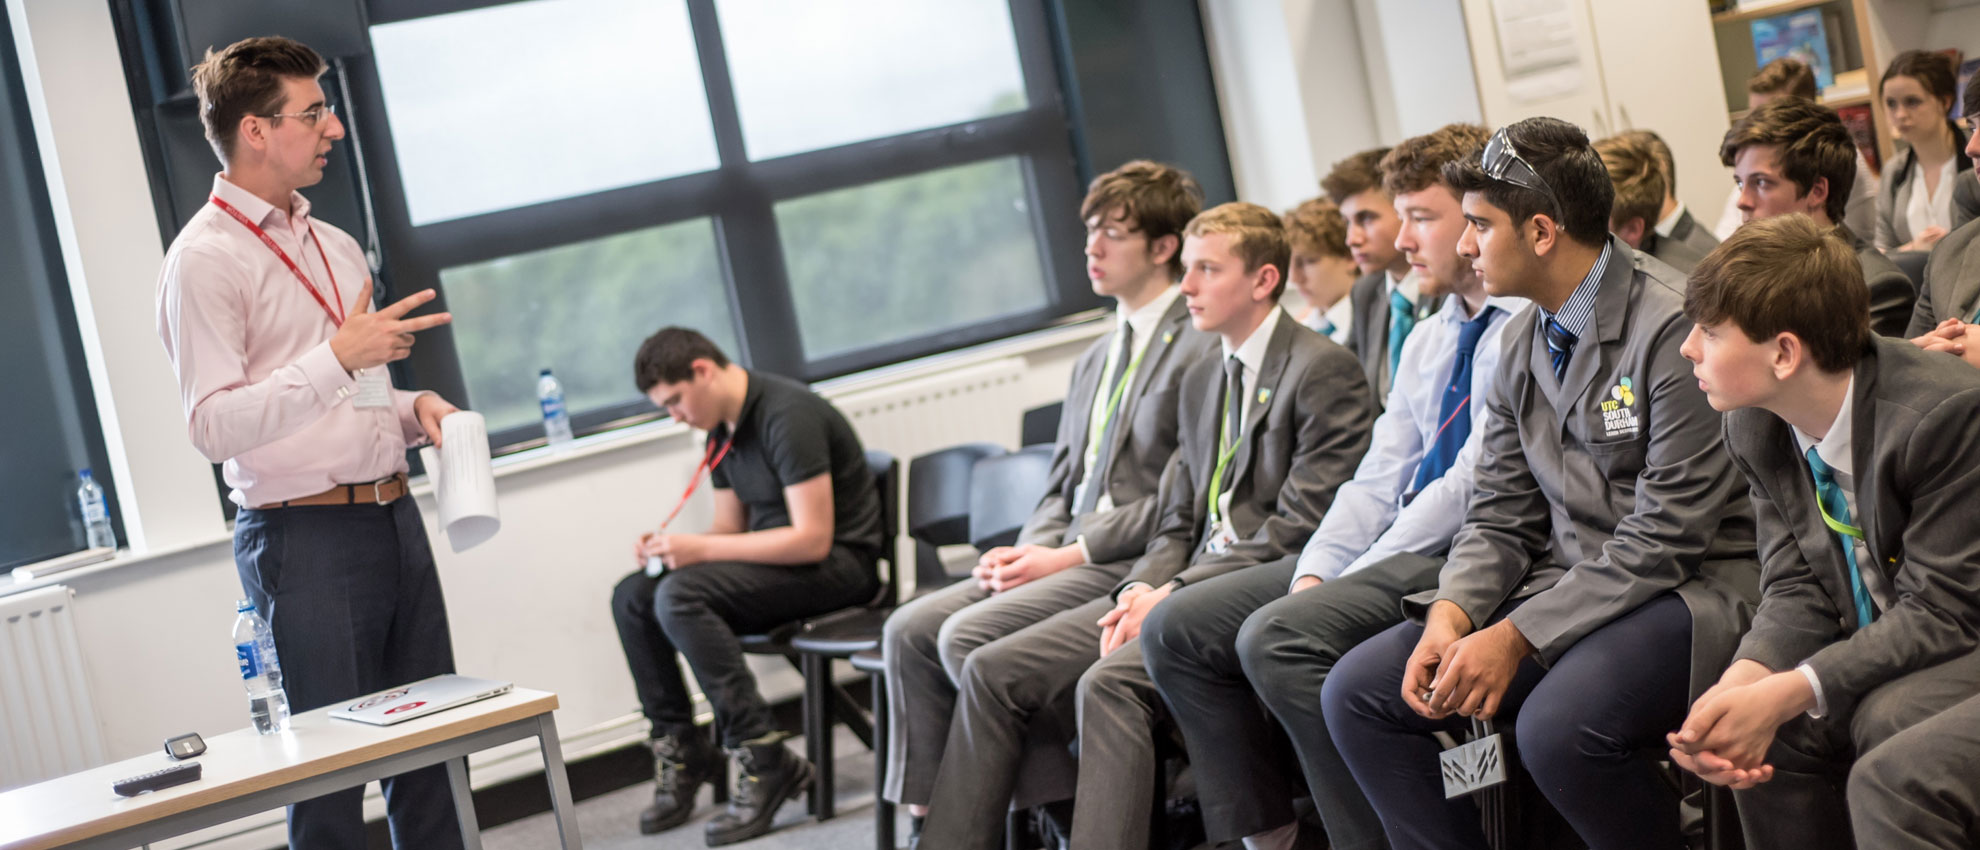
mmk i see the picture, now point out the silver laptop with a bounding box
[330,674,513,726]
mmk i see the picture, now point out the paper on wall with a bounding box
[418,411,501,553]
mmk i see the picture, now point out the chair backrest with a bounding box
[1890,249,1928,292]
[1021,401,1064,447]
[908,442,1009,590]
[967,443,1056,551]
[865,449,903,608]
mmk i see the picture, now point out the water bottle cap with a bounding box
[540,368,552,376]
[237,598,255,613]
[80,468,94,480]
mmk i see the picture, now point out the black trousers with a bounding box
[611,544,878,747]
[1324,594,1692,850]
[234,497,463,850]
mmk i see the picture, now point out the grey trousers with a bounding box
[1232,553,1443,850]
[919,569,1128,850]
[1736,646,1980,850]
[883,563,1128,808]
[1851,691,1980,849]
[1069,640,1159,850]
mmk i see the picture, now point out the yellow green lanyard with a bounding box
[1205,386,1242,523]
[1816,497,1864,540]
[1087,336,1152,452]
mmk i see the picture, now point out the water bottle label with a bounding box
[82,502,108,522]
[540,396,566,419]
[237,642,261,680]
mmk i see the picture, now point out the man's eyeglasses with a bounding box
[260,104,337,126]
[1481,127,1558,207]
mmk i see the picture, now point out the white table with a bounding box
[0,687,579,850]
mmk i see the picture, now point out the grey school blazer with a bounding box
[1114,312,1375,593]
[1726,338,1980,719]
[1019,295,1218,564]
[1667,208,1720,257]
[1843,226,1919,338]
[1345,269,1442,402]
[1906,217,1980,336]
[1409,238,1760,695]
[1640,230,1707,273]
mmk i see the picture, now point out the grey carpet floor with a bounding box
[485,725,906,850]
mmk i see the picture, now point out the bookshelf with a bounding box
[1708,0,1892,169]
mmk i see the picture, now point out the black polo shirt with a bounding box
[707,371,883,556]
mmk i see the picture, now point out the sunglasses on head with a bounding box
[1481,128,1561,214]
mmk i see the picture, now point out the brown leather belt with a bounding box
[256,473,408,509]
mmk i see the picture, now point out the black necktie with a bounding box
[1077,322,1135,515]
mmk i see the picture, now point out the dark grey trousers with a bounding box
[1850,690,1980,849]
[1737,648,1980,850]
[918,564,1130,850]
[1145,552,1441,850]
[880,564,1126,805]
[234,498,463,850]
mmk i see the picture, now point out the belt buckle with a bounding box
[371,478,390,505]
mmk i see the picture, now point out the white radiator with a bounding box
[0,585,106,791]
[828,356,1028,461]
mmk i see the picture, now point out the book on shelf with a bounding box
[1751,9,1834,90]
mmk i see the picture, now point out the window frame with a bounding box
[353,0,1096,451]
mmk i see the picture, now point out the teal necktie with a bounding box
[1388,290,1417,378]
[1805,447,1874,629]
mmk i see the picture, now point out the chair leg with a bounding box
[804,652,836,820]
[872,669,895,850]
[830,681,877,749]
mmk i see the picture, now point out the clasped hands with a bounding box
[1912,318,1980,369]
[635,532,711,571]
[1401,601,1532,720]
[1666,659,1814,789]
[972,543,1084,593]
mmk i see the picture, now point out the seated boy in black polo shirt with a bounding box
[609,327,884,847]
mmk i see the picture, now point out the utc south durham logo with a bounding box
[1600,377,1640,438]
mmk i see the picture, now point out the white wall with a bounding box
[1198,0,1321,212]
[1354,0,1483,139]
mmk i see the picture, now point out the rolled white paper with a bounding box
[418,411,501,553]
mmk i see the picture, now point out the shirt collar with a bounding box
[1791,373,1857,479]
[212,173,312,229]
[1122,284,1181,342]
[1654,202,1686,237]
[1541,241,1611,340]
[1434,292,1527,327]
[1222,305,1284,377]
[1386,267,1421,305]
[1321,294,1355,331]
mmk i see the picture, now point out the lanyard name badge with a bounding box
[646,432,736,577]
[210,194,391,408]
[1072,334,1153,509]
[1203,389,1243,555]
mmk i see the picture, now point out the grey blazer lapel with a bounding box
[1767,434,1860,617]
[1554,247,1632,430]
[1956,237,1980,320]
[1102,299,1188,465]
[1849,350,1901,605]
[1225,317,1293,496]
[1061,328,1112,489]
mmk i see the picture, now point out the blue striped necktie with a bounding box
[1543,317,1576,382]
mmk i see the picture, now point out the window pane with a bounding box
[716,0,1028,160]
[371,0,719,225]
[779,157,1048,359]
[443,220,737,436]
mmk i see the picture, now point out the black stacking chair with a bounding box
[736,450,900,819]
[967,443,1056,551]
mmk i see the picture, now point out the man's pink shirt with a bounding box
[156,174,430,507]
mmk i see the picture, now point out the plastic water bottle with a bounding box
[538,368,574,449]
[76,468,115,550]
[233,600,290,734]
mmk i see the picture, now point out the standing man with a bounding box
[611,328,885,846]
[879,160,1214,838]
[1326,148,1439,403]
[1322,118,1759,850]
[156,37,464,849]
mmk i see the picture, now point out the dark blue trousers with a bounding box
[1322,594,1692,850]
[234,497,464,850]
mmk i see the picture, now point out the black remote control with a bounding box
[113,761,202,796]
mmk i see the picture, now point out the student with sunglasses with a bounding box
[1321,118,1760,850]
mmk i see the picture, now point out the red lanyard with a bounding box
[659,432,736,530]
[210,194,346,327]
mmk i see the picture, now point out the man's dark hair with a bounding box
[1081,160,1205,279]
[189,37,327,163]
[1719,98,1855,226]
[1685,213,1868,372]
[633,327,731,392]
[1443,117,1614,247]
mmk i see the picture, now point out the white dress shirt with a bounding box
[1904,155,1959,243]
[1208,306,1285,531]
[1303,296,1355,346]
[1076,284,1182,514]
[1292,293,1529,584]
